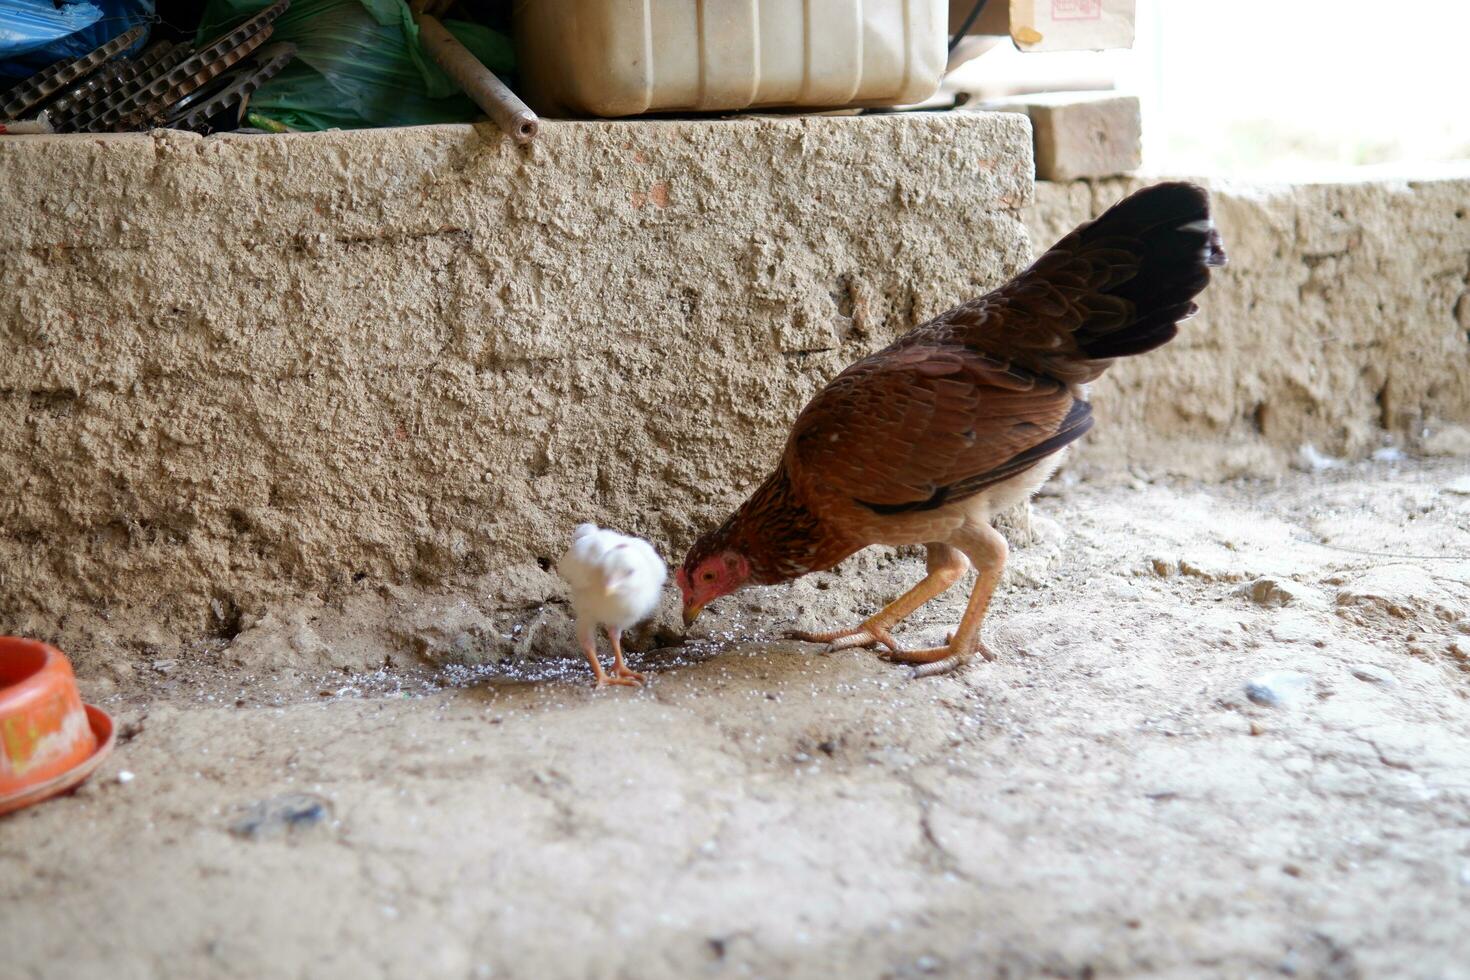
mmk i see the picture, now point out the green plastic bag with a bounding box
[196,0,514,130]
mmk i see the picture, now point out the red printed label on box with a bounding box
[1052,0,1103,20]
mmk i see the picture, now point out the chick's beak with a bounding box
[682,603,704,628]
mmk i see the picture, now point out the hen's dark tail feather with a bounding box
[955,181,1227,384]
[1068,181,1227,360]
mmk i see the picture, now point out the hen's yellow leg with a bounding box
[789,543,970,653]
[883,524,1008,677]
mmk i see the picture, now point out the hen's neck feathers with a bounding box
[719,465,856,584]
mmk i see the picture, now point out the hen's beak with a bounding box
[682,603,704,628]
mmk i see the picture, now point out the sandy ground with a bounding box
[4,458,1470,979]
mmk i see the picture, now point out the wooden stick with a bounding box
[414,13,538,145]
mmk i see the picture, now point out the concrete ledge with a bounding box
[1,115,1035,641]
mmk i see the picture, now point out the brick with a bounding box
[982,93,1142,180]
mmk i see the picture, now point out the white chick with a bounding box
[557,523,667,687]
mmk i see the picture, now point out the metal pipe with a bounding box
[414,13,538,145]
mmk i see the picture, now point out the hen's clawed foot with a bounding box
[883,635,996,678]
[787,621,905,655]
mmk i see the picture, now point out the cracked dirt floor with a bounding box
[4,459,1470,980]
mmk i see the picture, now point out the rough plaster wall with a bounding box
[0,116,1034,641]
[1028,176,1470,479]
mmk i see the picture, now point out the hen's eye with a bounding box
[701,570,715,582]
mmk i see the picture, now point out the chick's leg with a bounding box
[607,627,645,684]
[881,523,1007,677]
[789,543,970,654]
[580,621,638,688]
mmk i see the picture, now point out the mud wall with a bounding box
[1,116,1033,641]
[4,118,1467,650]
[1030,176,1470,479]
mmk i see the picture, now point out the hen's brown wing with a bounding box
[785,342,1091,515]
[911,246,1136,383]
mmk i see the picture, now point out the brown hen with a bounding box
[677,182,1227,676]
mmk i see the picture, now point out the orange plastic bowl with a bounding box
[0,637,114,817]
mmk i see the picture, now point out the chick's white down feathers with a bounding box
[558,524,667,631]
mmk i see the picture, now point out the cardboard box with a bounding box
[949,0,1135,51]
